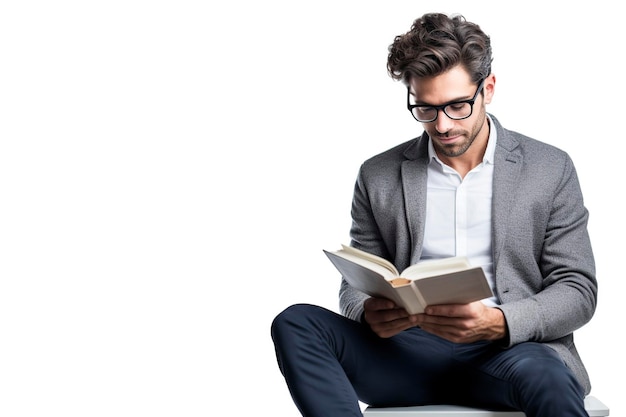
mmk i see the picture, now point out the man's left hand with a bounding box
[415,302,507,343]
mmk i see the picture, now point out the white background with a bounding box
[0,1,621,416]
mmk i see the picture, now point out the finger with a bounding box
[372,317,417,338]
[425,302,482,317]
[366,306,411,325]
[364,297,397,311]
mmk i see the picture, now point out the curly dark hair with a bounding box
[387,13,492,85]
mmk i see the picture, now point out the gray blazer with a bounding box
[339,115,597,394]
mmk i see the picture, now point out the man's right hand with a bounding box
[363,297,419,338]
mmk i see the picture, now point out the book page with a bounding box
[324,251,407,301]
[339,245,400,276]
[400,256,471,280]
[325,249,397,280]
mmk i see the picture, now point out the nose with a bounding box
[433,109,454,133]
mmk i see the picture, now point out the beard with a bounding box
[428,106,487,158]
[434,133,475,158]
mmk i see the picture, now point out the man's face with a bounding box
[408,66,493,159]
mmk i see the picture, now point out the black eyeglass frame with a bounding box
[406,79,486,123]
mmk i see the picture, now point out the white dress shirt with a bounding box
[421,116,499,306]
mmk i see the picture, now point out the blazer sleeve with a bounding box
[495,148,597,346]
[339,164,386,322]
[338,140,421,321]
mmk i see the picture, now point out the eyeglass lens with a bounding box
[412,103,472,122]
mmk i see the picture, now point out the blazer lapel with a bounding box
[401,136,430,265]
[492,120,523,267]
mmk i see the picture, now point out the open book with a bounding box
[324,245,493,315]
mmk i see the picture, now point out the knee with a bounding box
[509,346,581,393]
[272,303,317,326]
[271,303,320,341]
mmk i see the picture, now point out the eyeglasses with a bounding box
[407,79,485,123]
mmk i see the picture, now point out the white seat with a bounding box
[362,395,609,416]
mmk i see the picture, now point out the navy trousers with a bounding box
[271,304,587,417]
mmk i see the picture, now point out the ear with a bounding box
[483,73,496,105]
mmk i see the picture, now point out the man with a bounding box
[271,12,596,417]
